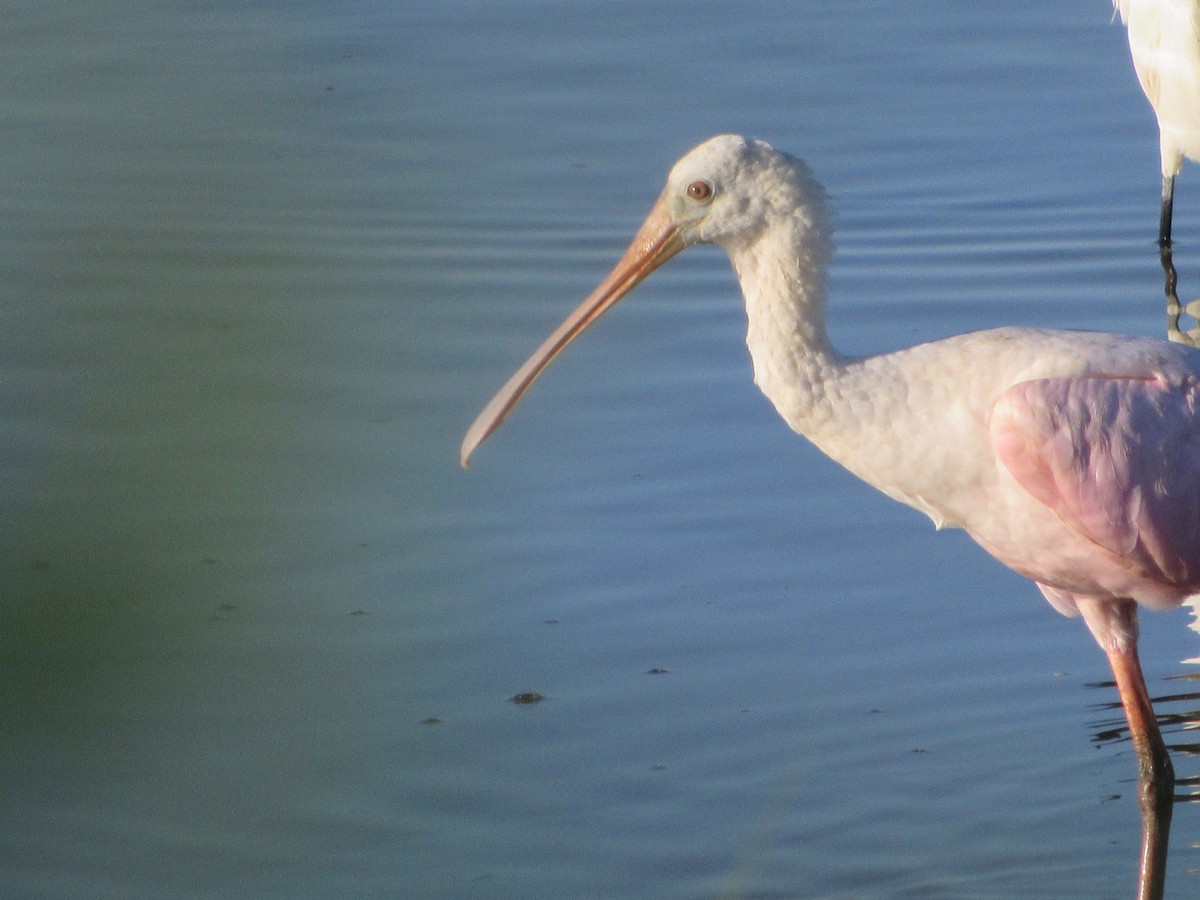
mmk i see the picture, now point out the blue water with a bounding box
[2,1,1199,897]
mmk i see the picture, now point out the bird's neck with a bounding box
[728,217,842,433]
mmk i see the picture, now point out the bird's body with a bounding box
[737,210,1200,611]
[758,326,1200,618]
[1114,0,1200,244]
[462,135,1199,898]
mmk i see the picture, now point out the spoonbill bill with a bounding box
[461,135,1199,900]
[1113,0,1200,246]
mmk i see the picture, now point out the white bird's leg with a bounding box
[1101,627,1175,900]
[1160,174,1176,248]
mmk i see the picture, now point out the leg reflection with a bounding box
[1161,244,1200,347]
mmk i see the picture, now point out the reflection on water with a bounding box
[1161,245,1200,347]
[1157,674,1200,804]
[1091,670,1200,809]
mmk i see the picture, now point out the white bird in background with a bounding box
[462,136,1200,900]
[1114,0,1200,245]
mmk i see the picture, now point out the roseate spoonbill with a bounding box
[1113,0,1200,246]
[461,136,1199,899]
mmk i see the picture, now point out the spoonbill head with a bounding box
[459,135,830,465]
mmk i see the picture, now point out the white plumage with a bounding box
[1114,0,1200,244]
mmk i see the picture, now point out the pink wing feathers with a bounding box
[991,374,1200,589]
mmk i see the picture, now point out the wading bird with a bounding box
[1113,0,1200,246]
[461,136,1200,900]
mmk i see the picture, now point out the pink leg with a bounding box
[1072,597,1174,900]
[1102,635,1175,900]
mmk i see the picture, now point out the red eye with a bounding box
[686,180,713,202]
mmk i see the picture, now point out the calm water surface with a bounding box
[3,2,1200,897]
